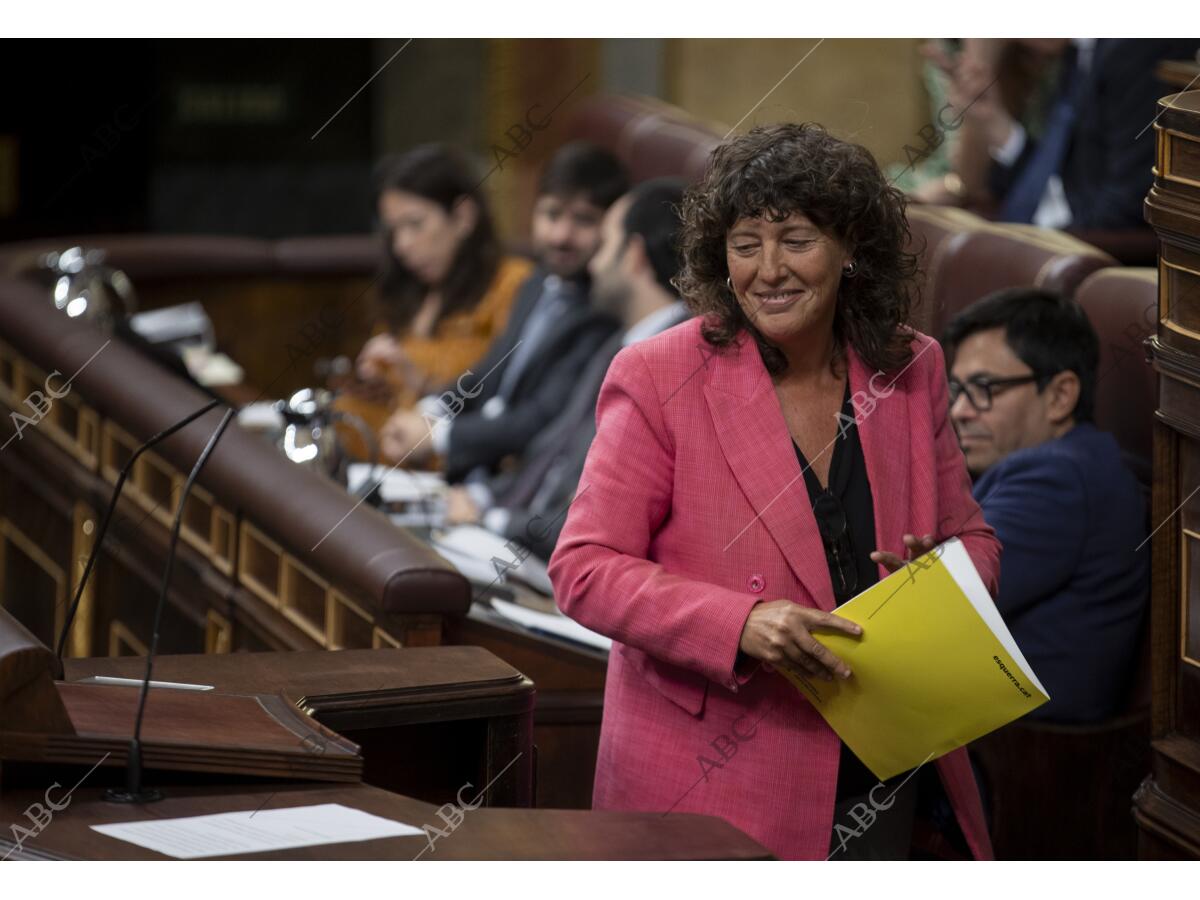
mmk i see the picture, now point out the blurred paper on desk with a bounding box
[181,346,244,386]
[347,463,447,503]
[348,464,447,528]
[432,524,553,595]
[129,301,214,347]
[490,597,612,652]
[778,537,1049,780]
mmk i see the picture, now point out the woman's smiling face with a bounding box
[725,210,851,346]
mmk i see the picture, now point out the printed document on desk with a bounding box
[91,803,423,859]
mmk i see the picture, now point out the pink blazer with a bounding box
[548,316,1002,860]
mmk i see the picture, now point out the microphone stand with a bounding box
[105,407,235,804]
[54,399,221,678]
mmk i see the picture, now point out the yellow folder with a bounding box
[778,537,1049,780]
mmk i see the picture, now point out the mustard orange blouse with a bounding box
[387,254,532,408]
[336,254,533,458]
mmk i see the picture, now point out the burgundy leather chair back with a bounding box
[566,95,721,185]
[905,205,991,335]
[929,225,1115,339]
[1075,267,1159,489]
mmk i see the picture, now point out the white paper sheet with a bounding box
[432,524,554,594]
[90,802,423,859]
[347,463,447,503]
[490,597,612,652]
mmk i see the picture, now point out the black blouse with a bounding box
[792,379,913,800]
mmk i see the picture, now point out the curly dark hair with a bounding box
[674,122,921,376]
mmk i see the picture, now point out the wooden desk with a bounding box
[445,605,606,809]
[65,645,535,807]
[0,781,771,860]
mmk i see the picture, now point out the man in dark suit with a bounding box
[443,177,691,560]
[942,288,1149,722]
[946,38,1199,228]
[379,141,626,481]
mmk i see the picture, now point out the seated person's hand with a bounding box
[869,532,937,574]
[356,333,404,382]
[379,409,436,466]
[356,334,439,405]
[738,599,861,682]
[350,334,404,405]
[444,486,481,525]
[953,56,1012,145]
[921,41,1012,149]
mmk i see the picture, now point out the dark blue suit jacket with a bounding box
[989,38,1200,229]
[443,266,618,482]
[972,423,1148,723]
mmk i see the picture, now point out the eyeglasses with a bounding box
[947,372,1049,412]
[812,489,857,603]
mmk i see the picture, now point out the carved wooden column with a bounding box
[1138,88,1200,859]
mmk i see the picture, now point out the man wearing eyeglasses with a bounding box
[942,287,1148,723]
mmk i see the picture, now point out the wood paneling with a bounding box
[1139,88,1200,858]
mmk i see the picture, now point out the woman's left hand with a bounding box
[870,532,937,574]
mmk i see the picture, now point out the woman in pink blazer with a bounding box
[548,123,1002,860]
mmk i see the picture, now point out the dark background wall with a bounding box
[0,38,378,240]
[0,37,935,243]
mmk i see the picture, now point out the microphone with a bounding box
[106,406,236,804]
[54,398,221,676]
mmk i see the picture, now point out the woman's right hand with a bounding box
[738,599,862,681]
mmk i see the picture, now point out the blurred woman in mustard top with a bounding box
[340,144,531,451]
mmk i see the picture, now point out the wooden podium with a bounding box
[1,607,771,860]
[0,607,361,783]
[64,644,537,808]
